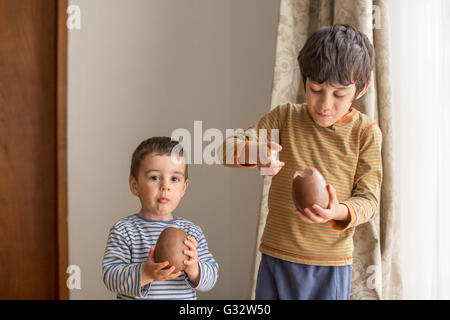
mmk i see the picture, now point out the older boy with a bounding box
[223,24,382,299]
[103,137,218,299]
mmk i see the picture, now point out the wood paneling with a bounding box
[56,0,69,300]
[0,0,67,299]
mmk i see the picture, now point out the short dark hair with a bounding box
[298,24,375,97]
[130,136,188,180]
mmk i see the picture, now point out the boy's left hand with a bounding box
[295,184,349,224]
[183,236,201,286]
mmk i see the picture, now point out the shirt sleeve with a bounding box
[184,226,219,292]
[219,104,290,168]
[102,226,146,298]
[330,122,383,231]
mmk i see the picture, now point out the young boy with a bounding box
[102,137,219,299]
[222,24,381,300]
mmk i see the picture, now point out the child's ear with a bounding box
[129,176,139,197]
[355,81,371,100]
[181,178,189,197]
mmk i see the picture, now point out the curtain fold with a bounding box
[250,0,402,300]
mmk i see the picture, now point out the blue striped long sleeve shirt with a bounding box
[102,214,219,300]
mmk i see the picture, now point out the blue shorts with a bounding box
[255,253,352,300]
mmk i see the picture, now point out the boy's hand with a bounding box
[141,246,182,286]
[294,184,350,224]
[258,141,285,176]
[238,141,284,176]
[183,236,201,287]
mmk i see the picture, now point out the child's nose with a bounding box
[160,181,171,191]
[319,93,333,110]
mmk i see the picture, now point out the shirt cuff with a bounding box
[138,263,152,298]
[329,202,357,231]
[184,261,206,290]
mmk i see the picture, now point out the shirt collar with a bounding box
[335,107,357,123]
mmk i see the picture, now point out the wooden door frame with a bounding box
[56,0,69,300]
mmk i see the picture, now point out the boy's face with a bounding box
[129,153,188,221]
[305,78,369,127]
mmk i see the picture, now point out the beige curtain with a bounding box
[249,0,402,300]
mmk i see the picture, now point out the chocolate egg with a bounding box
[292,167,329,214]
[154,227,189,273]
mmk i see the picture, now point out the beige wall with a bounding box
[68,0,280,299]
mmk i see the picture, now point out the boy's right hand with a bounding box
[141,246,181,286]
[238,141,284,176]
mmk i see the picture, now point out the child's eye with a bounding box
[150,176,160,181]
[310,88,321,93]
[171,177,180,182]
[334,94,345,98]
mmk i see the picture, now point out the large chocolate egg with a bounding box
[292,167,329,213]
[154,227,189,273]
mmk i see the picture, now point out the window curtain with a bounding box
[389,0,450,299]
[249,0,402,299]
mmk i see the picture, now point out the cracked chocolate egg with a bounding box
[154,227,189,273]
[292,167,329,214]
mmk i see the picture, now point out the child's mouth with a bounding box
[158,197,169,203]
[317,112,330,118]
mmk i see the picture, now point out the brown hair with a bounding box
[298,24,375,97]
[130,136,188,180]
